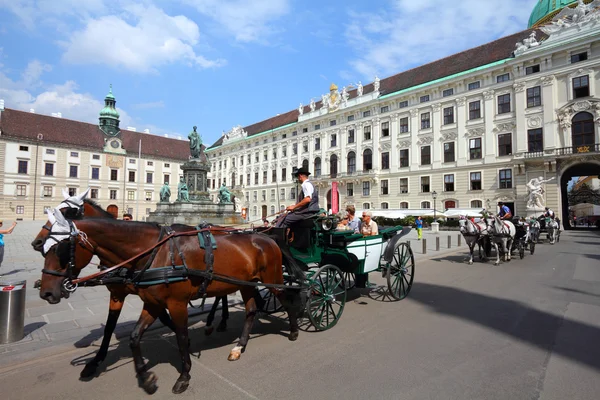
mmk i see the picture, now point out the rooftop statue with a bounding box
[298,103,304,115]
[159,183,171,203]
[526,176,555,209]
[309,98,316,112]
[356,81,363,96]
[374,76,380,92]
[218,183,232,203]
[188,126,202,159]
[177,177,190,202]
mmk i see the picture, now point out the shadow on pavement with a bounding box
[408,282,600,372]
[24,322,46,336]
[552,286,600,298]
[69,307,293,382]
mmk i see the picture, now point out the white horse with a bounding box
[458,217,490,265]
[486,216,516,265]
[545,217,560,244]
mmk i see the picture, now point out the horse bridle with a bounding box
[40,219,92,294]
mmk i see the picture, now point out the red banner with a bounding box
[331,182,339,214]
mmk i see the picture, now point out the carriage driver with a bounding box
[276,167,320,228]
[498,202,512,220]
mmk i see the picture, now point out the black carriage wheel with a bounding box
[257,287,283,314]
[306,264,346,331]
[519,240,525,259]
[386,242,415,301]
[530,241,535,255]
[342,272,356,290]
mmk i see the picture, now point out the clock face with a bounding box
[110,140,120,149]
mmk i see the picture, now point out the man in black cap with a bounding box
[276,167,320,228]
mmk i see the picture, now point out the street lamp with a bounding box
[431,190,438,221]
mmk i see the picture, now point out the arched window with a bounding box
[270,205,275,214]
[314,157,322,177]
[572,112,595,147]
[347,151,356,173]
[400,202,409,209]
[381,202,389,209]
[330,154,338,177]
[445,200,456,209]
[421,201,431,209]
[302,159,309,170]
[363,203,371,209]
[280,204,285,211]
[363,149,373,171]
[471,200,483,208]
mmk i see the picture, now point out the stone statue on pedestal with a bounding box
[159,183,171,202]
[177,177,190,202]
[188,126,202,159]
[526,176,555,209]
[218,183,232,203]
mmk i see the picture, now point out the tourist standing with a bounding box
[415,216,423,240]
[0,220,17,272]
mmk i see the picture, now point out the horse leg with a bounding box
[493,242,501,266]
[167,301,192,394]
[468,240,474,265]
[228,288,258,361]
[80,293,125,378]
[130,304,160,394]
[216,296,229,332]
[205,297,220,336]
[277,288,301,341]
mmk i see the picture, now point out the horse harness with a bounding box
[40,221,299,295]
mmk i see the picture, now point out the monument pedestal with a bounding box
[525,208,544,219]
[148,201,244,225]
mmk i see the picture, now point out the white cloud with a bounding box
[344,0,538,80]
[131,101,165,110]
[0,0,106,30]
[182,0,290,43]
[61,5,225,72]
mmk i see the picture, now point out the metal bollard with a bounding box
[436,237,440,251]
[458,234,462,247]
[422,239,427,254]
[448,235,451,249]
[0,280,26,344]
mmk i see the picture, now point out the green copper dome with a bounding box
[99,84,120,136]
[528,0,583,28]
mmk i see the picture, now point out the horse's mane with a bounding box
[83,199,116,219]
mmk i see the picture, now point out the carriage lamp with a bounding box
[432,191,438,221]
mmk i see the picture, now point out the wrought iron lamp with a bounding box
[432,190,438,221]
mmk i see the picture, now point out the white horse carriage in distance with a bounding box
[458,210,517,266]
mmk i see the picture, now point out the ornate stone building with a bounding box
[206,0,600,226]
[0,87,189,220]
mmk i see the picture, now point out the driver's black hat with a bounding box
[294,167,311,177]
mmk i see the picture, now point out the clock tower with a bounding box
[99,85,126,154]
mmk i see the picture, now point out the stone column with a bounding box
[409,108,419,173]
[431,103,442,168]
[513,82,528,153]
[372,117,380,171]
[541,75,558,149]
[390,113,399,171]
[356,122,364,172]
[482,90,496,162]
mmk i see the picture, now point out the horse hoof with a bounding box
[289,331,299,341]
[468,261,473,265]
[228,350,242,361]
[204,326,214,336]
[172,377,190,394]
[80,362,98,379]
[140,371,158,395]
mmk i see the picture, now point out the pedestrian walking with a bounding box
[415,216,423,240]
[0,220,17,273]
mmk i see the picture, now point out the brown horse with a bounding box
[38,209,300,394]
[31,196,185,379]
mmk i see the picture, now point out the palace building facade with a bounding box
[206,0,600,226]
[0,88,189,220]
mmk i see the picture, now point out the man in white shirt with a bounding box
[276,167,320,228]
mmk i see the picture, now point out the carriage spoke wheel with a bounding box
[529,240,535,255]
[258,287,283,314]
[386,242,415,301]
[342,272,356,290]
[306,264,346,331]
[519,240,525,259]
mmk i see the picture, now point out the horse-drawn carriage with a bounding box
[259,214,414,330]
[32,193,414,394]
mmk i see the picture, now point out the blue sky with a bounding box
[0,0,537,146]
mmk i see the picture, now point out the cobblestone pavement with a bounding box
[0,220,463,363]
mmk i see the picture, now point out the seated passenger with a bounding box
[336,212,351,231]
[276,167,320,229]
[360,211,379,236]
